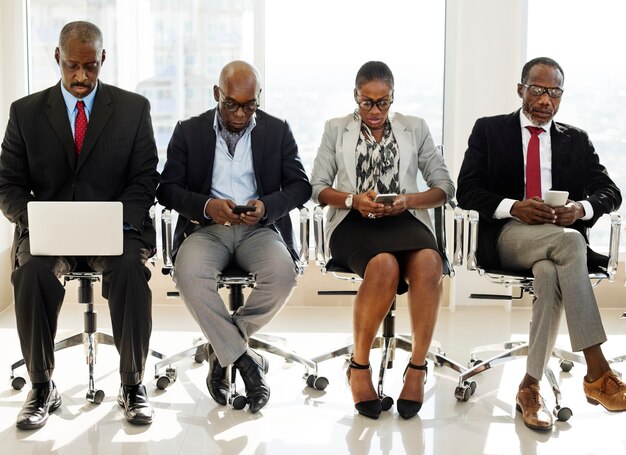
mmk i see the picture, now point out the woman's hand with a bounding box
[385,194,408,216]
[355,190,386,219]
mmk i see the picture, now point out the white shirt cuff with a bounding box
[493,198,517,219]
[203,197,213,220]
[579,200,593,220]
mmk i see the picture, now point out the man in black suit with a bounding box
[457,57,626,431]
[0,21,158,428]
[157,60,311,413]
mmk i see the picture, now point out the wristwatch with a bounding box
[344,193,354,209]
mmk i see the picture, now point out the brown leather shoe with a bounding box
[515,384,553,431]
[583,370,626,412]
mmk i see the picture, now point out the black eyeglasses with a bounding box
[522,84,564,98]
[218,87,259,114]
[355,96,393,111]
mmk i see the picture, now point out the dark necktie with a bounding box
[525,126,544,199]
[75,101,88,155]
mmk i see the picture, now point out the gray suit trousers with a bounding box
[174,223,297,367]
[496,220,607,380]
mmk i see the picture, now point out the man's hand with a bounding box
[554,201,584,226]
[510,197,556,225]
[205,198,241,225]
[238,199,265,226]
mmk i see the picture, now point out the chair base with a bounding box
[153,333,329,410]
[454,340,582,421]
[311,333,468,411]
[11,328,166,404]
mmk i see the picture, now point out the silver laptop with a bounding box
[27,201,123,256]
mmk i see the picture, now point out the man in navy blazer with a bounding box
[457,57,626,431]
[157,60,311,413]
[0,21,158,428]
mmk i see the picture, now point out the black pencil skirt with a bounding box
[329,210,439,295]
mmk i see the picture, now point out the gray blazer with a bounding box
[310,112,454,250]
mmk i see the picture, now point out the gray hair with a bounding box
[58,21,103,53]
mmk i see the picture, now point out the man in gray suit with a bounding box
[457,57,626,431]
[0,21,158,428]
[157,60,311,413]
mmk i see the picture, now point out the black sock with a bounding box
[32,381,52,390]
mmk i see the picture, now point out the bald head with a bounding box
[218,60,261,94]
[214,61,262,132]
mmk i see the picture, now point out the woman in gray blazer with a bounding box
[310,61,454,420]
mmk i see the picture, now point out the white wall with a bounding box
[0,0,28,311]
[444,0,529,309]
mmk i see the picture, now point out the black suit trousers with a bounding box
[11,231,153,385]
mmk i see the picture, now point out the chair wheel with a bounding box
[194,352,207,363]
[87,389,105,404]
[468,380,477,395]
[455,385,471,401]
[156,375,171,390]
[380,395,394,411]
[313,376,329,391]
[555,406,572,422]
[560,360,574,372]
[231,394,247,410]
[468,359,482,368]
[306,374,329,391]
[11,376,26,390]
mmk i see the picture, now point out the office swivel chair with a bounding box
[153,208,327,410]
[453,208,621,421]
[311,198,469,413]
[10,207,167,404]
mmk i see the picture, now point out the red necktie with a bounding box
[75,101,88,155]
[525,126,544,199]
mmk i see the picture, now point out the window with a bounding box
[28,0,255,171]
[527,0,626,250]
[264,0,446,174]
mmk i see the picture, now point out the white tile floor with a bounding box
[0,302,624,455]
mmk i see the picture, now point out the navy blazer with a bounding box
[0,81,159,264]
[457,110,621,269]
[156,108,312,260]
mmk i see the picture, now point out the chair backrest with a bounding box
[27,201,123,256]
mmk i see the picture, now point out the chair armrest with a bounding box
[453,206,465,266]
[313,205,326,266]
[607,212,621,281]
[298,207,310,265]
[467,210,480,272]
[161,208,174,274]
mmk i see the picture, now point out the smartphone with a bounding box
[544,190,569,207]
[374,193,397,206]
[232,205,256,214]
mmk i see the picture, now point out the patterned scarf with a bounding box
[217,112,245,156]
[355,114,400,194]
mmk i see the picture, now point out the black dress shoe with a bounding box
[117,383,153,425]
[207,345,229,406]
[234,349,270,413]
[16,384,62,430]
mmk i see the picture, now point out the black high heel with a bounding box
[346,358,382,419]
[397,360,428,419]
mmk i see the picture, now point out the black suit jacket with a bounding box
[457,110,621,269]
[0,81,159,263]
[156,108,312,260]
